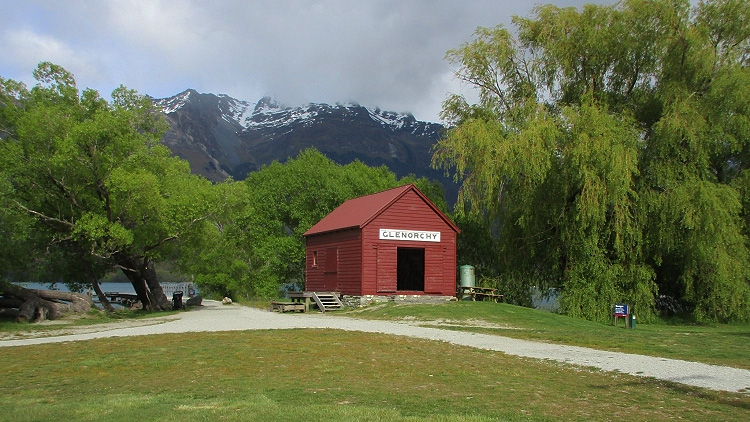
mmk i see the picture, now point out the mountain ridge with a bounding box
[153,90,457,202]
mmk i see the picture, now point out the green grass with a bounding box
[233,296,281,309]
[1,330,748,421]
[344,301,750,370]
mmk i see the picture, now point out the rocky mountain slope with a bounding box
[154,90,456,202]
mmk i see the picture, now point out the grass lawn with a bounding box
[344,301,750,370]
[1,329,749,422]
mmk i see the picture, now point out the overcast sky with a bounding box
[1,0,615,123]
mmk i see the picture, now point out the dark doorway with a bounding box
[397,247,425,291]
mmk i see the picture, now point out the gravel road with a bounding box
[2,300,748,394]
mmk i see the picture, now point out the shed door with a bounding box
[323,247,338,291]
[397,247,425,291]
[376,245,396,292]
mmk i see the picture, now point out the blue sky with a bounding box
[1,0,613,122]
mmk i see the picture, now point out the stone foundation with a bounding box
[340,294,457,308]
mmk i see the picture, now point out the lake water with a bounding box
[15,282,136,294]
[13,281,197,301]
[531,287,560,312]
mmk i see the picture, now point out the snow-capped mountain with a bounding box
[242,96,439,136]
[154,90,455,202]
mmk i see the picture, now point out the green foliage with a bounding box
[1,63,217,309]
[177,181,255,298]
[646,180,750,321]
[436,0,750,322]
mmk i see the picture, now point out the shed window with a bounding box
[397,247,425,291]
[312,250,318,267]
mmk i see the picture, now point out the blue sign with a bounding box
[613,304,629,316]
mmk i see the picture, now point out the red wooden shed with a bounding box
[303,184,460,296]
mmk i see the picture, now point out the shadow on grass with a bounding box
[617,378,750,410]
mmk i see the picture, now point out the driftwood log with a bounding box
[0,283,93,322]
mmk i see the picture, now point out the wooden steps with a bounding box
[311,292,343,312]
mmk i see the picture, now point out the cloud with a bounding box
[1,0,613,122]
[0,29,106,89]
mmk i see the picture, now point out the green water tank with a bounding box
[459,265,475,287]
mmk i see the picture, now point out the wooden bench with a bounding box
[485,293,503,303]
[475,293,503,302]
[270,301,306,313]
[461,286,503,303]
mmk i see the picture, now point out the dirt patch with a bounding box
[345,304,389,314]
[0,316,176,341]
[398,316,523,330]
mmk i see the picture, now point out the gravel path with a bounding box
[2,300,749,394]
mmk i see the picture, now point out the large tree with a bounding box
[1,63,216,311]
[434,0,750,322]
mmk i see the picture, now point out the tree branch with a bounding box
[144,213,212,253]
[46,168,81,210]
[13,200,74,228]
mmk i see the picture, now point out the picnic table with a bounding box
[286,291,313,312]
[269,291,313,313]
[457,286,503,302]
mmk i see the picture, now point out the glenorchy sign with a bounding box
[379,228,441,242]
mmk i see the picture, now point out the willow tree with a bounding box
[1,63,216,311]
[434,0,750,322]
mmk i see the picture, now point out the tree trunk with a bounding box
[141,257,172,311]
[86,270,115,313]
[91,280,115,313]
[116,254,171,311]
[121,264,152,309]
[117,254,153,309]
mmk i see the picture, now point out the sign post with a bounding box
[613,303,631,328]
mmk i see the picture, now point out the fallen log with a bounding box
[0,283,93,322]
[0,308,20,318]
[31,288,93,313]
[0,297,24,308]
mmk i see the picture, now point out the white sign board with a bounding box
[379,228,441,242]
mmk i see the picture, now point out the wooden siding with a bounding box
[305,228,362,294]
[362,190,457,296]
[305,186,458,297]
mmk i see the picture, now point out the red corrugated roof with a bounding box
[303,184,459,236]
